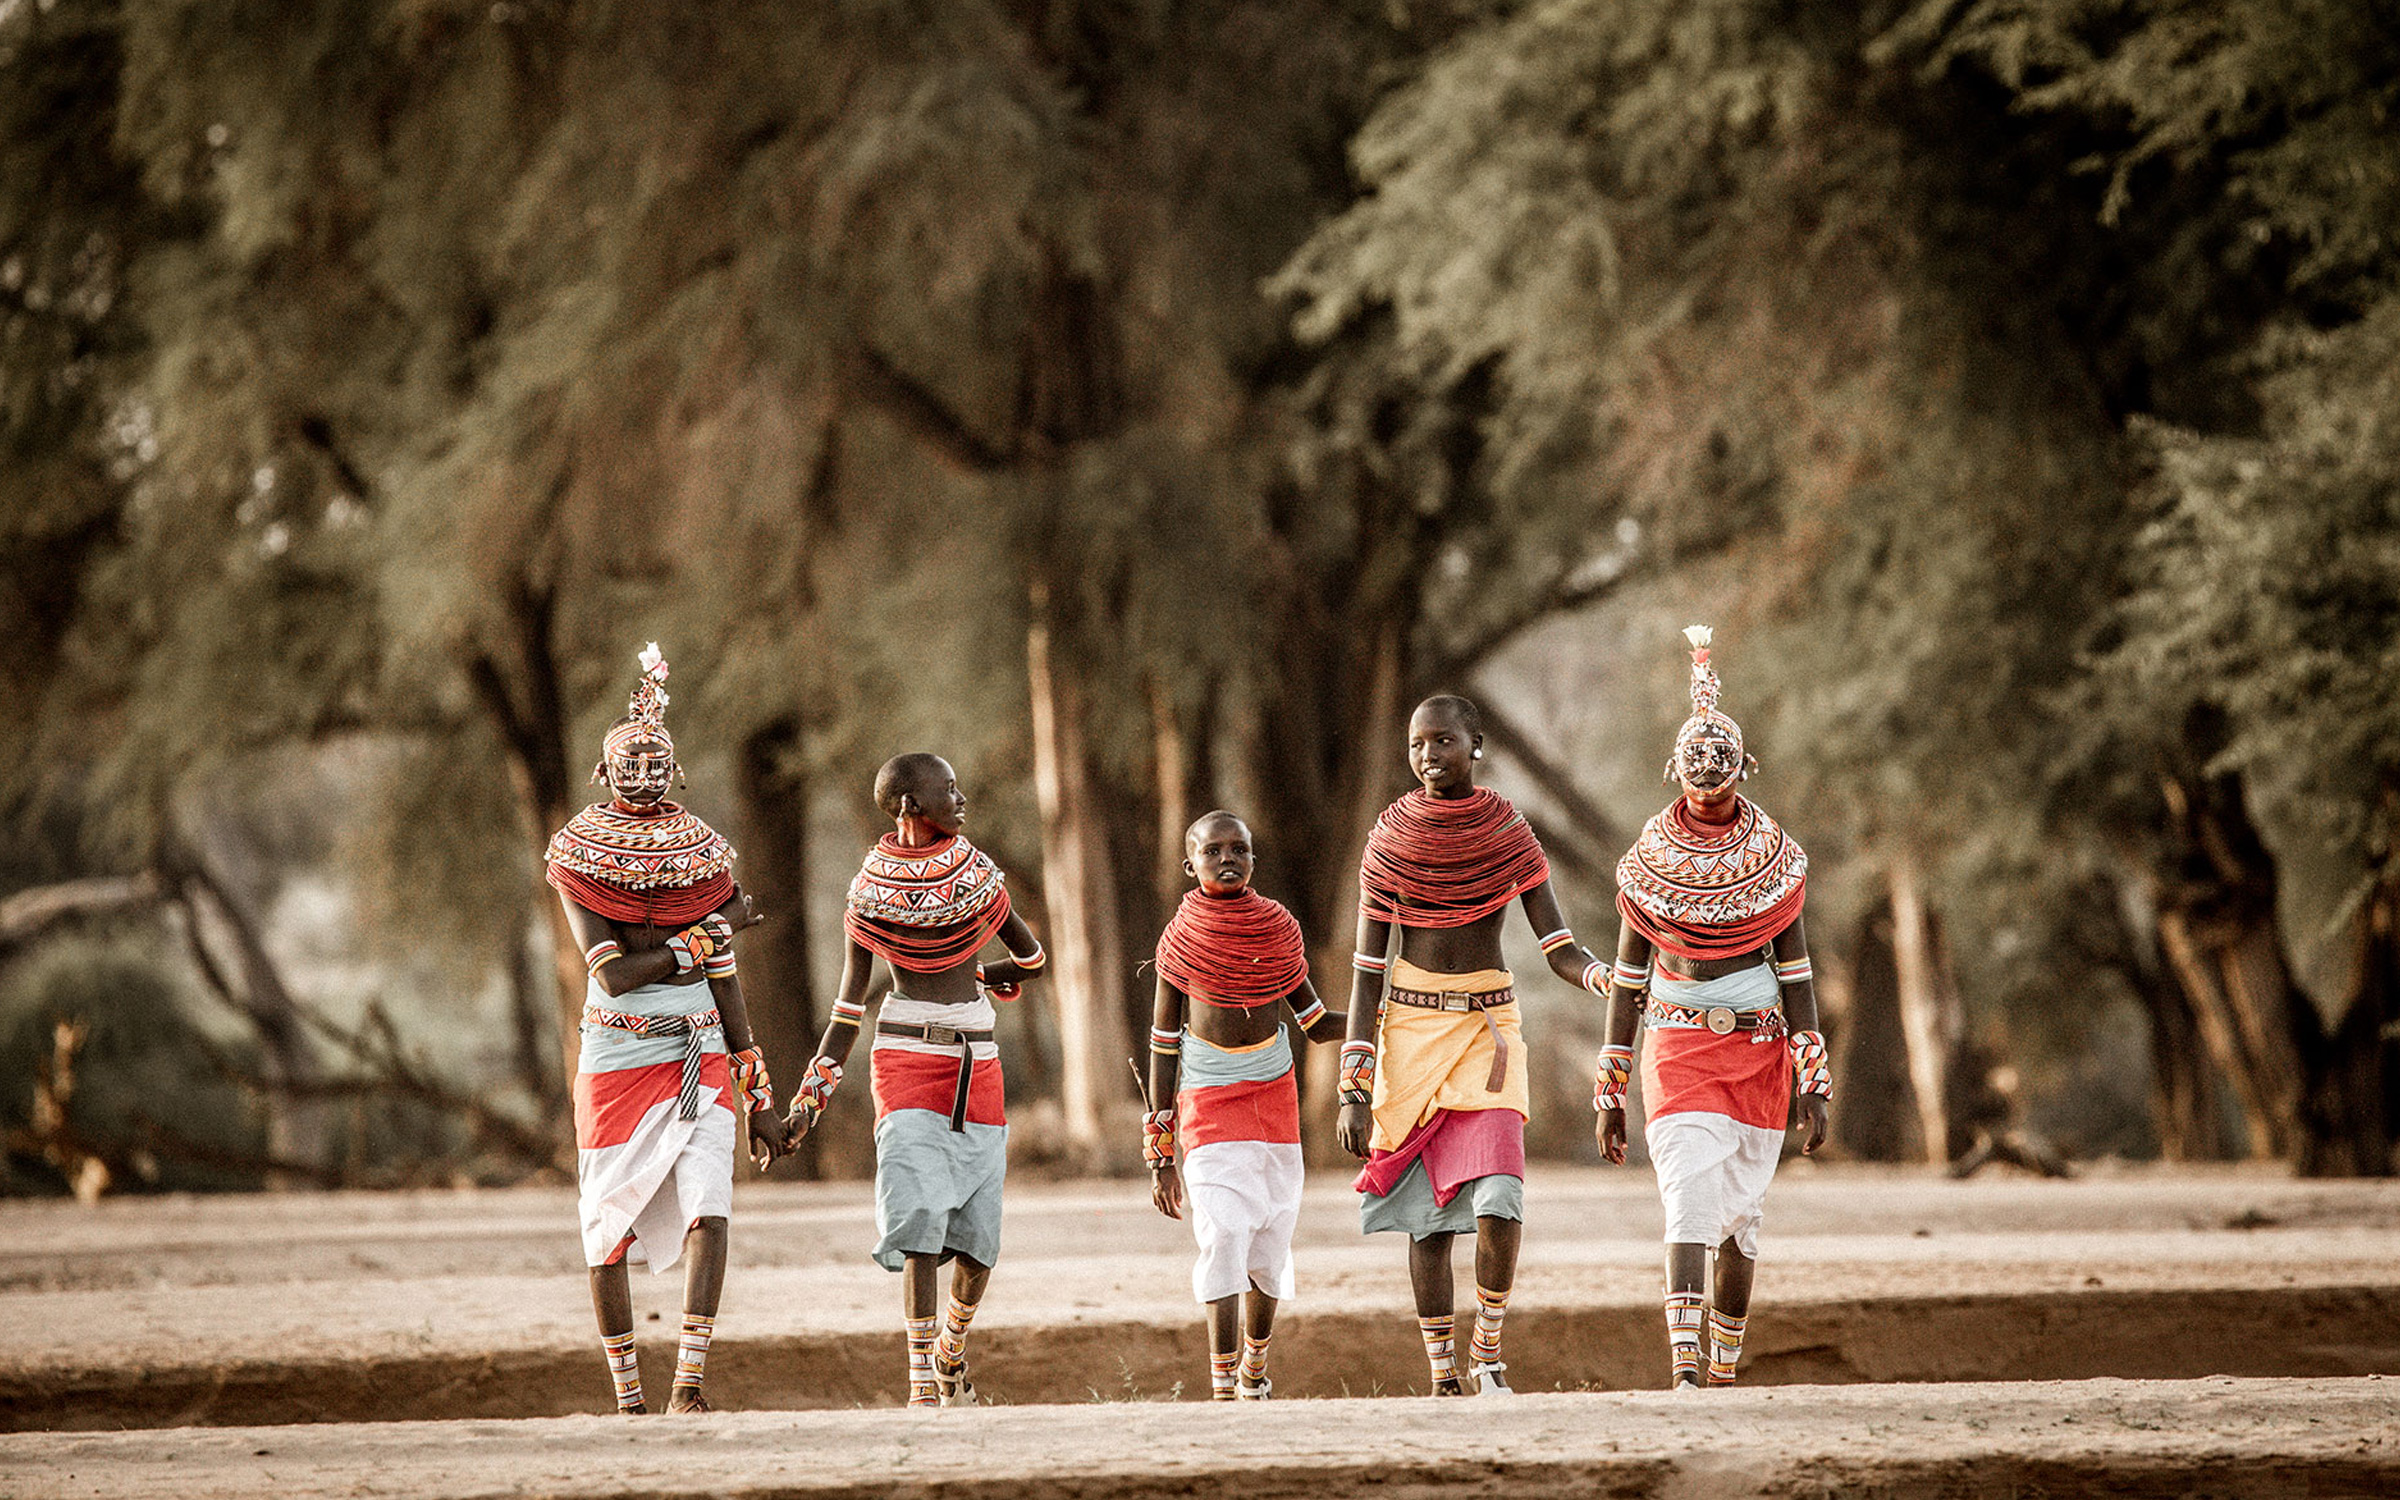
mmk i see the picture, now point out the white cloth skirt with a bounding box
[1183,1139,1304,1303]
[1645,1109,1782,1257]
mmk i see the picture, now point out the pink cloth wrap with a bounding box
[1352,1107,1526,1206]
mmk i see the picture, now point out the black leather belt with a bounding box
[876,1021,996,1131]
[1384,985,1513,1093]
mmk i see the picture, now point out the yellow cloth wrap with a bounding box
[1369,960,1528,1153]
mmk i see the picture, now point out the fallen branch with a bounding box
[0,873,162,958]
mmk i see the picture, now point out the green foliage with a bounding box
[2116,305,2400,866]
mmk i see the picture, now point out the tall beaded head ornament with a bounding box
[1666,625,1758,790]
[594,642,683,792]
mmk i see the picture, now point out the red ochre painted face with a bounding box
[1408,705,1479,798]
[1185,817,1254,896]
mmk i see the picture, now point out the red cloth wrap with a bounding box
[573,1054,734,1149]
[1614,797,1806,960]
[547,865,734,928]
[844,835,1012,973]
[1154,889,1310,1008]
[1352,1107,1526,1204]
[871,1048,1006,1126]
[1642,1028,1790,1132]
[1178,1073,1302,1148]
[1358,788,1551,929]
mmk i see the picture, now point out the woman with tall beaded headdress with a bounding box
[1593,627,1829,1389]
[547,644,786,1415]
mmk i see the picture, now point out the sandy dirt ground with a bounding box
[2,1163,2397,1496]
[9,1379,2397,1500]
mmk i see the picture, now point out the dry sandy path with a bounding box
[4,1165,2397,1429]
[8,1378,2397,1500]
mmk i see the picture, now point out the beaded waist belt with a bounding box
[1644,997,1785,1041]
[875,1021,996,1133]
[1384,984,1513,1093]
[583,1004,724,1120]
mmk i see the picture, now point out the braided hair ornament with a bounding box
[1666,625,1758,790]
[595,642,684,793]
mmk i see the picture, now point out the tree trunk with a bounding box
[509,759,585,1099]
[1149,675,1193,907]
[2107,871,2223,1160]
[736,717,828,1177]
[1889,855,1966,1166]
[2150,755,2394,1173]
[466,576,579,1098]
[2155,910,2287,1158]
[1834,899,1918,1160]
[508,914,566,1126]
[2291,875,2399,1177]
[1289,615,1408,1163]
[1028,590,1132,1163]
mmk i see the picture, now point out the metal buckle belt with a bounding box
[1383,986,1513,1093]
[583,1005,724,1120]
[876,1022,996,1131]
[1645,998,1786,1039]
[1385,986,1515,1013]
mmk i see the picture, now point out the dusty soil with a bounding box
[8,1379,2397,1500]
[2,1164,2397,1445]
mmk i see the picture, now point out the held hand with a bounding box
[1597,1106,1629,1165]
[1335,1100,1373,1160]
[1796,1094,1829,1156]
[1151,1163,1185,1221]
[747,1110,788,1172]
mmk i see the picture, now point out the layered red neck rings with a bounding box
[1155,888,1310,1008]
[1358,787,1551,929]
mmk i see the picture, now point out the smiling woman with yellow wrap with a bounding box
[1338,695,1616,1397]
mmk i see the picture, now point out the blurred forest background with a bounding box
[4,0,2396,1196]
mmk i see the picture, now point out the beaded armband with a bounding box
[1789,1029,1831,1098]
[1614,959,1652,993]
[791,1056,843,1124]
[1338,1040,1377,1106]
[1578,958,1608,996]
[583,940,623,980]
[1592,1044,1634,1113]
[1142,1108,1177,1170]
[1149,1025,1183,1057]
[730,1046,774,1114]
[1352,952,1388,976]
[1291,992,1327,1028]
[703,941,738,980]
[977,941,1044,1001]
[1537,927,1577,956]
[829,996,866,1028]
[1773,955,1813,988]
[665,922,719,975]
